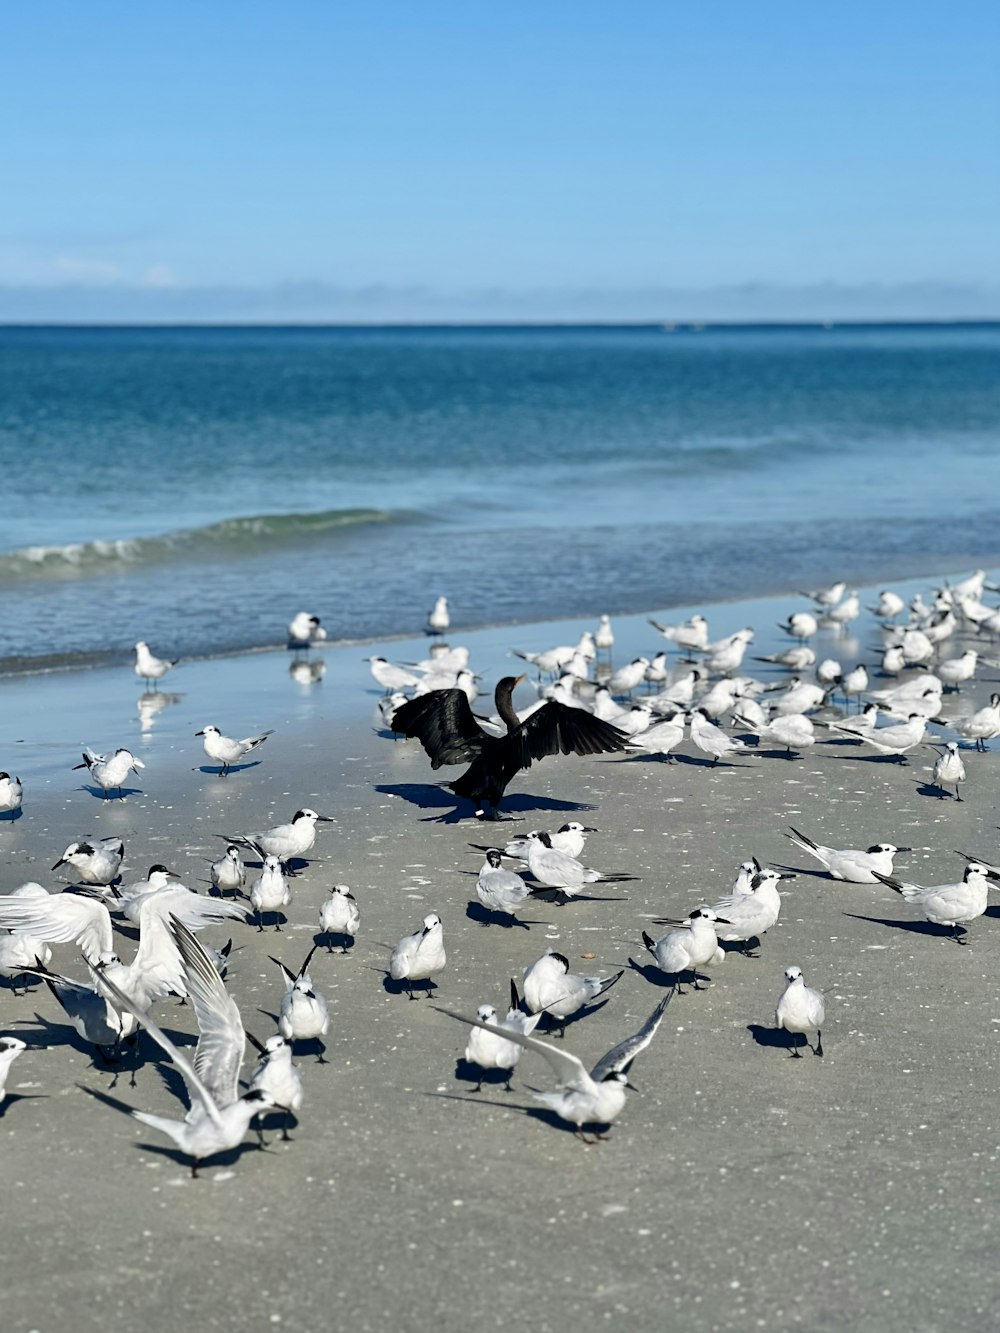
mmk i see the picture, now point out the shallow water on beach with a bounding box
[2,322,998,673]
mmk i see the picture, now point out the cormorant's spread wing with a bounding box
[589,993,672,1081]
[517,703,629,766]
[391,690,487,768]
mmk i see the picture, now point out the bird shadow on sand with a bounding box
[534,998,612,1038]
[452,1058,519,1093]
[381,975,440,999]
[612,752,678,766]
[914,779,961,802]
[136,1140,271,1172]
[464,902,534,930]
[747,1023,796,1051]
[17,1011,134,1074]
[671,754,754,770]
[375,784,596,824]
[195,761,263,777]
[426,1089,595,1139]
[2,973,45,997]
[0,808,22,822]
[311,930,356,953]
[0,1093,47,1116]
[842,911,966,940]
[767,859,820,878]
[627,957,711,991]
[79,784,144,800]
[816,751,912,766]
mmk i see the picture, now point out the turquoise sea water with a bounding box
[1,323,998,672]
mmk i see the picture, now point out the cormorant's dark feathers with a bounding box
[391,683,628,814]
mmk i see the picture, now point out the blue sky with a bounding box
[2,2,997,320]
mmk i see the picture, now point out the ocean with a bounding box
[1,323,998,674]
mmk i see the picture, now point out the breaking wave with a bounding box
[0,507,393,581]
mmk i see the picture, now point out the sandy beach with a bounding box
[3,577,1000,1332]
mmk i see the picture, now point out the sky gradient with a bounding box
[2,2,997,321]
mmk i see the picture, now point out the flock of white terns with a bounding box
[1,576,1000,1170]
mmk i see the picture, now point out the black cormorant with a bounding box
[391,674,629,820]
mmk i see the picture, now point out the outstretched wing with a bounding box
[391,690,487,768]
[516,703,628,767]
[170,917,246,1112]
[590,993,673,1081]
[87,961,224,1130]
[434,1006,587,1087]
[0,892,113,964]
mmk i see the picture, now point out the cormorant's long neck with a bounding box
[495,680,522,734]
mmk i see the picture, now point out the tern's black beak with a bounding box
[625,1081,639,1093]
[715,917,731,925]
[195,729,205,736]
[316,815,334,822]
[51,858,66,871]
[895,847,912,854]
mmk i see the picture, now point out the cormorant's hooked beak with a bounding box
[513,674,527,687]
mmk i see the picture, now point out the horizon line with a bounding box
[1,317,999,331]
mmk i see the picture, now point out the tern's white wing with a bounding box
[86,961,225,1130]
[437,1008,589,1088]
[128,897,188,1009]
[171,917,246,1112]
[144,884,249,932]
[589,994,672,1081]
[0,892,113,963]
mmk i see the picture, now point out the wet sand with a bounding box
[2,581,1000,1332]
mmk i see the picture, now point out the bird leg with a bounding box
[281,1110,293,1141]
[813,1031,824,1057]
[191,1160,201,1179]
[315,1039,328,1064]
[955,785,963,802]
[953,925,968,946]
[789,1033,803,1058]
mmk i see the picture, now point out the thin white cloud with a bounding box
[138,264,179,289]
[46,255,126,284]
